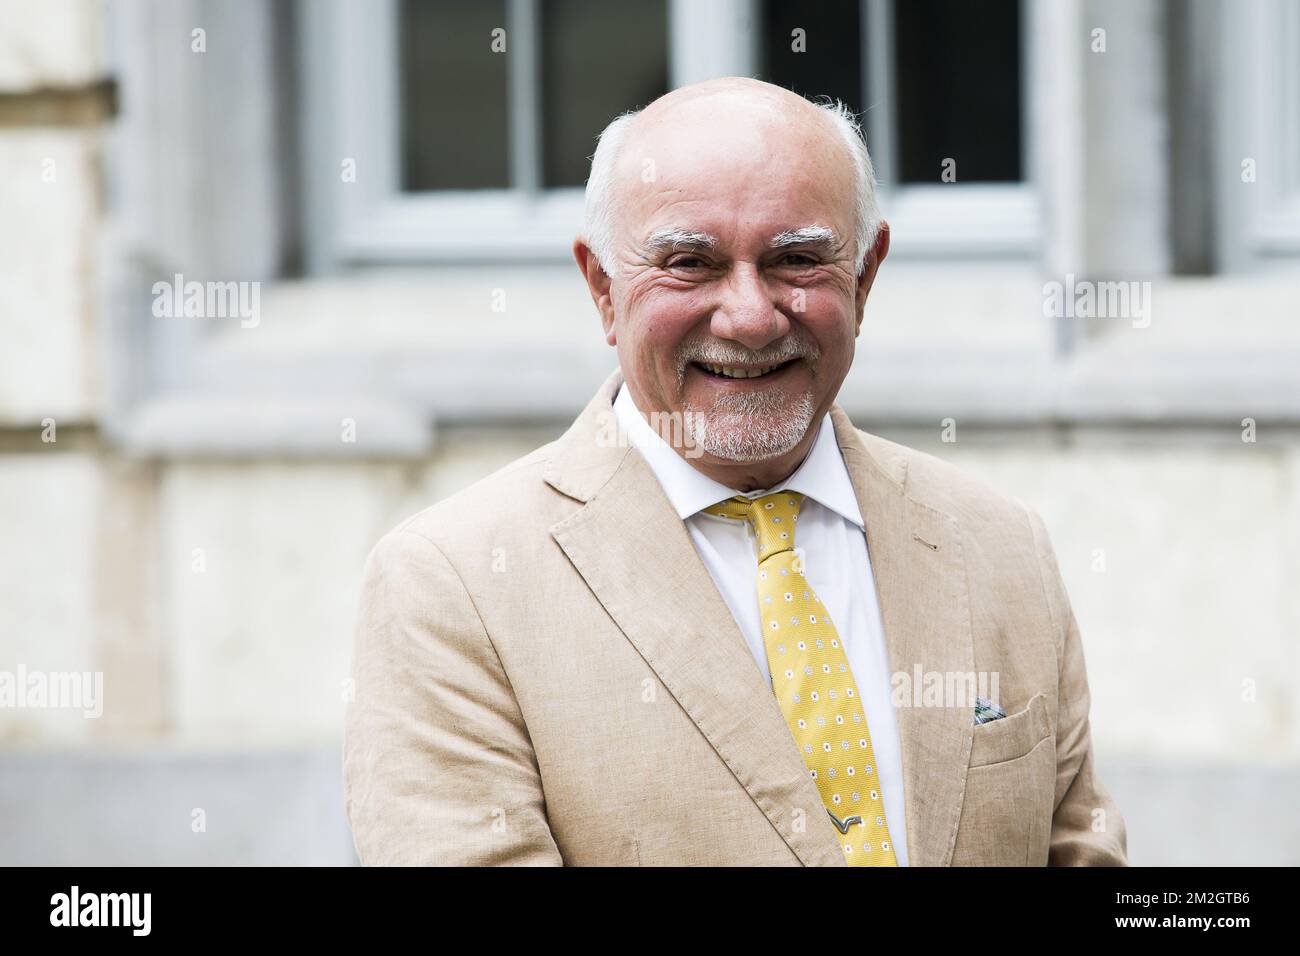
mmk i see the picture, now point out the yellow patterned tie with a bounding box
[703,491,898,866]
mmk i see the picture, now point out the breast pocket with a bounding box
[969,691,1052,767]
[954,691,1056,865]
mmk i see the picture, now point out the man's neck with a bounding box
[680,432,820,492]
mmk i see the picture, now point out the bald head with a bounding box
[581,77,879,281]
[626,75,830,140]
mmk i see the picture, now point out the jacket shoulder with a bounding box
[854,428,1037,533]
[383,441,560,550]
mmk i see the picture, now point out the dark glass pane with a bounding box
[401,0,510,191]
[894,0,1022,183]
[540,0,669,188]
[760,0,863,114]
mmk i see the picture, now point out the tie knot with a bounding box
[703,491,805,561]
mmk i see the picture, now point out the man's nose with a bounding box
[709,263,790,352]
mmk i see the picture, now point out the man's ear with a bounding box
[573,238,617,345]
[853,220,890,335]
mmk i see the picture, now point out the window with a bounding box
[399,0,669,193]
[892,0,1022,184]
[762,0,1023,184]
[758,0,1037,259]
[537,0,670,188]
[304,0,668,269]
[400,0,510,191]
[305,0,1038,270]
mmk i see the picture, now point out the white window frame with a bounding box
[301,0,593,270]
[303,0,1046,273]
[1215,0,1300,274]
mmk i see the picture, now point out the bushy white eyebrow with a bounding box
[768,226,840,253]
[642,228,719,257]
[641,224,842,261]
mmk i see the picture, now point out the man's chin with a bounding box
[683,401,816,464]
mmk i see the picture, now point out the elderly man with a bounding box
[343,77,1128,866]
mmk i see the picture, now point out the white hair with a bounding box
[581,96,881,279]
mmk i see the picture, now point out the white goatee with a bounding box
[682,389,816,462]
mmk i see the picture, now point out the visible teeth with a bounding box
[701,363,779,379]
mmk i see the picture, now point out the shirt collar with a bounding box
[611,383,865,529]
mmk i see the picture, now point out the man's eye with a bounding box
[667,256,707,270]
[781,253,817,267]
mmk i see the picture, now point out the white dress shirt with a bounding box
[612,384,909,864]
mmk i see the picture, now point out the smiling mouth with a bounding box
[692,359,799,380]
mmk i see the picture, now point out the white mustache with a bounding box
[676,340,818,371]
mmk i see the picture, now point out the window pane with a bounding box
[401,0,510,191]
[894,0,1022,183]
[540,0,669,188]
[760,0,863,114]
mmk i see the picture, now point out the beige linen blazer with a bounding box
[343,369,1128,866]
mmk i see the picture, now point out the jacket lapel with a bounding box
[545,370,846,867]
[832,407,975,867]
